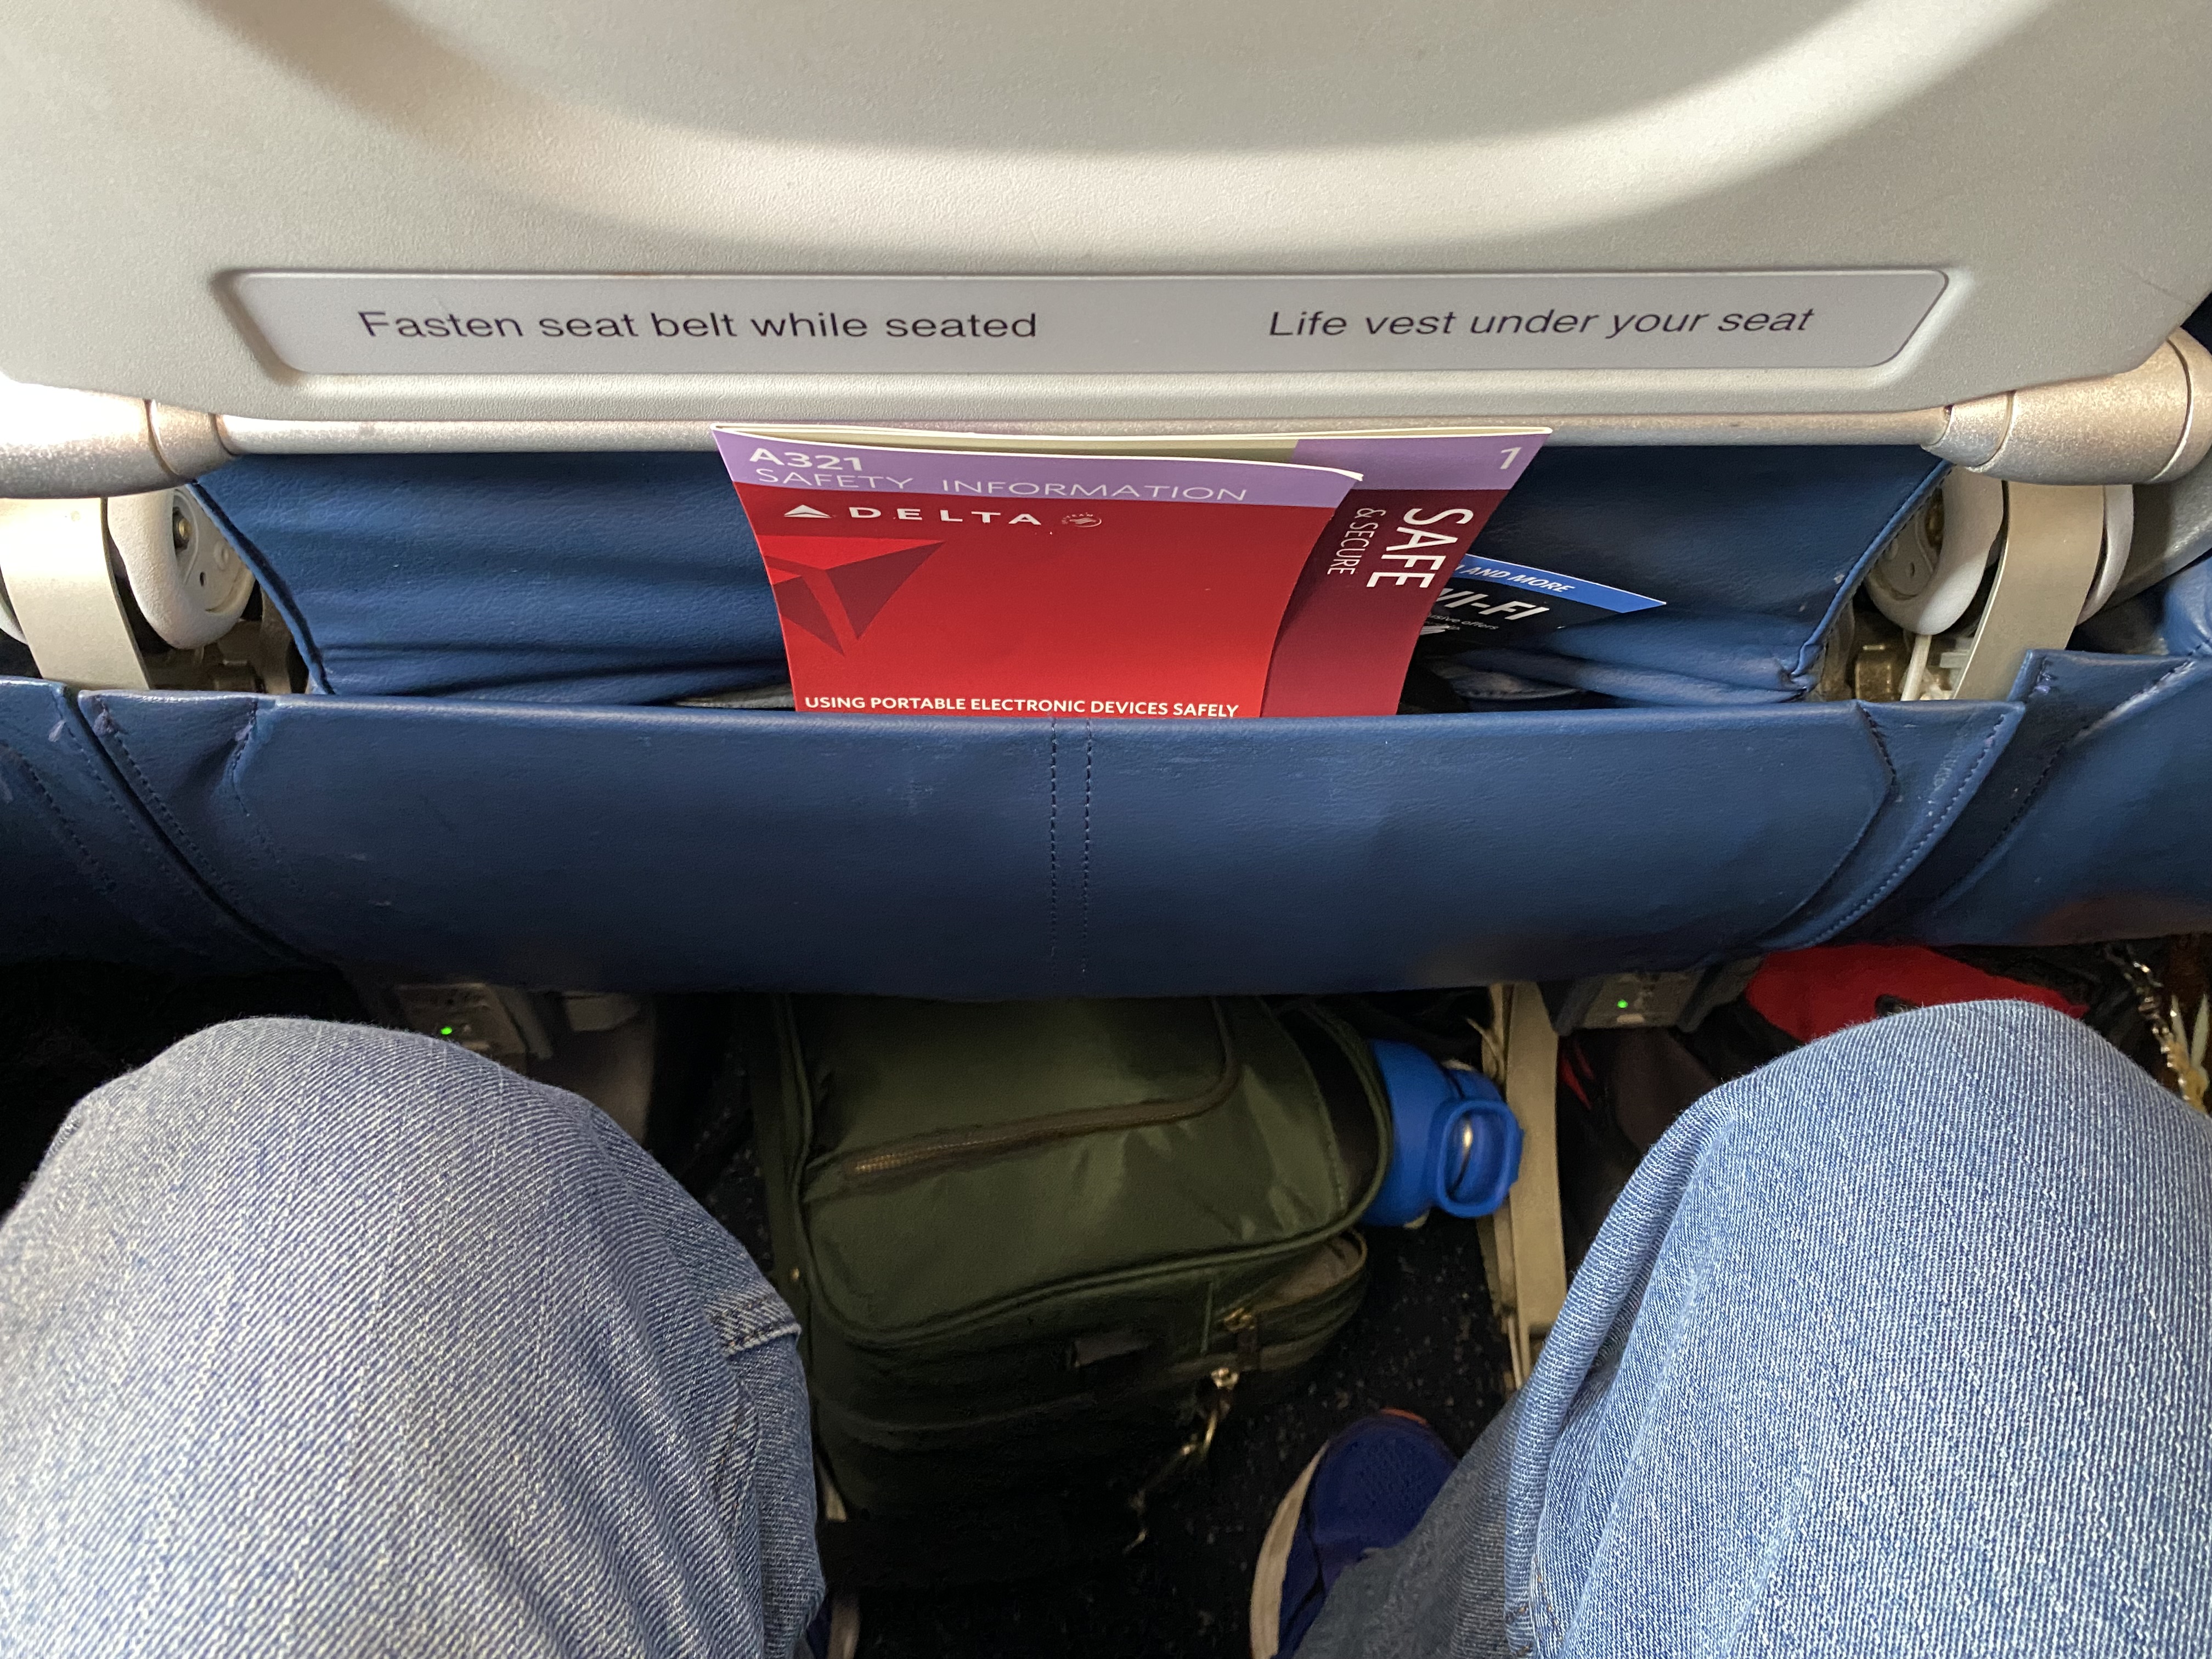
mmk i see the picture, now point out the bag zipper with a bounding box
[1124,1304,1259,1549]
[1223,1304,1261,1370]
[812,1260,1369,1447]
[831,1001,1243,1187]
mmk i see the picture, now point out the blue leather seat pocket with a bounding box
[0,678,282,970]
[1443,445,1945,703]
[1860,650,2212,945]
[196,452,783,705]
[1852,556,2212,945]
[80,691,2017,995]
[197,446,1944,710]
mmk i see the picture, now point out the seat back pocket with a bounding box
[0,679,281,970]
[81,691,2017,994]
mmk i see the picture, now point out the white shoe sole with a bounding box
[1248,1443,1327,1659]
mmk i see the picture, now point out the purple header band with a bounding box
[715,429,1360,510]
[1288,433,1547,491]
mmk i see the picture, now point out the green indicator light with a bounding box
[1615,999,1630,1010]
[438,1025,456,1036]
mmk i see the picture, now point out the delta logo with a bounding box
[761,500,1093,653]
[758,535,941,654]
[781,504,1052,526]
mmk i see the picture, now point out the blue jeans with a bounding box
[0,1019,820,1657]
[2,1003,2207,1656]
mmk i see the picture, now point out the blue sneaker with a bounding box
[1249,1409,1458,1658]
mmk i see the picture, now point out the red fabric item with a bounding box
[1745,945,2085,1045]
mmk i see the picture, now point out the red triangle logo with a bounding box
[759,536,943,652]
[827,541,941,636]
[769,573,842,652]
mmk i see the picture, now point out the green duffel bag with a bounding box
[742,994,1391,1585]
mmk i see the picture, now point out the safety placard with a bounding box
[234,269,1947,376]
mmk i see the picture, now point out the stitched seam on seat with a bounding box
[2079,654,2196,733]
[1080,724,1093,984]
[217,701,317,919]
[1755,704,1901,950]
[1924,656,2200,915]
[62,706,289,962]
[1850,699,1903,800]
[1940,659,2079,861]
[1,743,123,902]
[92,709,259,917]
[1820,709,2012,937]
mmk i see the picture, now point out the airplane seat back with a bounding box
[3,1,2212,988]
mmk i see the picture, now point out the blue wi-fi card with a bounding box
[1419,555,1664,642]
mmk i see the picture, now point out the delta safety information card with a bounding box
[715,426,1649,719]
[715,431,1356,719]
